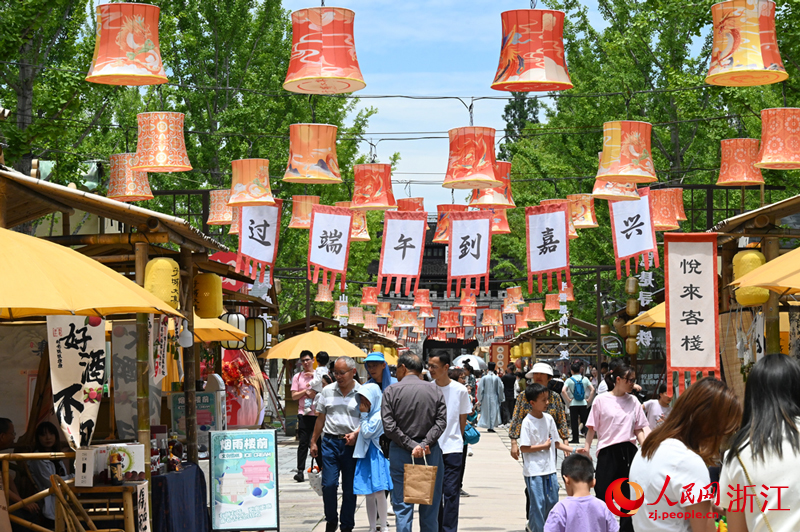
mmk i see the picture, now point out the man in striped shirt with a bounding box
[311,357,361,532]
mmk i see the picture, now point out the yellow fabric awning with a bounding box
[730,246,800,295]
[626,302,666,328]
[193,315,248,343]
[265,329,368,360]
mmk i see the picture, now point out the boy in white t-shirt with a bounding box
[308,351,331,393]
[642,383,672,430]
[520,383,575,532]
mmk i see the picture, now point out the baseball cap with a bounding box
[364,352,386,363]
[525,362,554,379]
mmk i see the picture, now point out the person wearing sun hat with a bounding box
[364,351,397,392]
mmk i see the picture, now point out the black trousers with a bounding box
[296,414,319,472]
[458,444,468,490]
[595,442,638,532]
[438,452,464,532]
[569,405,589,443]
[501,399,514,425]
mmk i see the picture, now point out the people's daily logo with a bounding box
[605,478,645,517]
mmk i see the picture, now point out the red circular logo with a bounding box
[605,478,645,517]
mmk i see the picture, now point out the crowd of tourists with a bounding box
[290,350,800,532]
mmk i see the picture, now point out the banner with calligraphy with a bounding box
[609,188,659,279]
[152,315,169,384]
[525,203,571,293]
[308,204,354,291]
[447,211,493,297]
[46,316,106,449]
[665,233,719,393]
[378,210,427,295]
[237,199,283,283]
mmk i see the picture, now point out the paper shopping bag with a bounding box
[403,454,437,505]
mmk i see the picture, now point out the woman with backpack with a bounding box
[561,361,594,444]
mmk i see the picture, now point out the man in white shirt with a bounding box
[561,361,595,443]
[428,354,472,532]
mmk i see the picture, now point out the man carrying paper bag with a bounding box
[381,353,447,532]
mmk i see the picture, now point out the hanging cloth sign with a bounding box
[525,203,571,292]
[46,316,106,449]
[447,211,493,297]
[308,204,354,290]
[378,210,427,295]
[665,233,719,393]
[152,315,169,384]
[237,199,283,283]
[609,187,659,279]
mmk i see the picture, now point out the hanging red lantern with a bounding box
[361,286,379,306]
[229,159,275,207]
[363,312,378,330]
[469,161,516,208]
[461,305,477,317]
[717,138,764,185]
[284,124,342,184]
[398,197,429,229]
[107,153,153,202]
[491,9,572,92]
[460,288,478,308]
[376,302,391,318]
[507,286,525,306]
[288,195,320,229]
[351,164,397,210]
[503,297,519,314]
[207,190,233,225]
[540,200,578,239]
[566,194,599,229]
[85,3,168,86]
[413,289,432,308]
[597,121,657,183]
[283,8,365,94]
[671,188,687,221]
[650,189,680,231]
[349,307,364,325]
[463,315,476,327]
[706,0,787,87]
[482,309,503,327]
[482,207,512,235]
[527,302,545,322]
[443,127,502,190]
[592,179,640,201]
[418,306,434,319]
[315,284,333,302]
[439,311,460,329]
[229,206,241,236]
[559,286,575,302]
[131,112,192,172]
[335,201,370,241]
[515,313,528,331]
[432,204,468,243]
[494,326,505,339]
[544,294,560,311]
[756,108,800,169]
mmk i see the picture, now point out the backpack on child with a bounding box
[571,376,585,402]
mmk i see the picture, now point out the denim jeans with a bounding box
[320,436,357,529]
[524,473,559,532]
[389,442,444,532]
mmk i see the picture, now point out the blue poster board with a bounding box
[209,430,279,531]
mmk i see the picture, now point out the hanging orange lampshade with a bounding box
[229,206,241,236]
[545,294,560,311]
[335,201,370,241]
[460,288,477,308]
[705,0,787,87]
[283,7,365,95]
[284,124,342,184]
[491,9,572,92]
[527,302,545,322]
[439,311,460,329]
[362,286,379,306]
[482,309,503,327]
[85,3,168,86]
[559,286,575,302]
[717,138,764,185]
[515,313,528,331]
[432,204,468,243]
[469,161,515,208]
[502,297,519,314]
[650,189,680,231]
[315,284,333,302]
[131,112,192,172]
[592,179,640,201]
[288,195,320,229]
[482,207,512,235]
[418,306,434,319]
[391,311,411,328]
[507,286,525,306]
[597,121,657,183]
[207,190,233,225]
[413,289,432,308]
[443,127,502,190]
[363,312,378,330]
[349,307,364,325]
[540,200,578,239]
[670,188,687,221]
[412,321,425,334]
[397,197,426,213]
[520,305,531,322]
[107,153,153,202]
[566,194,599,229]
[333,299,349,319]
[756,108,800,169]
[463,315,476,327]
[351,164,397,210]
[376,302,391,318]
[229,159,275,206]
[461,305,477,317]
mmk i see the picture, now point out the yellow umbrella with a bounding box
[193,315,248,343]
[0,227,183,319]
[626,302,665,328]
[265,328,368,360]
[729,246,800,294]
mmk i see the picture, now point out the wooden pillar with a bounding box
[720,241,737,313]
[134,242,152,484]
[180,247,199,463]
[763,234,781,354]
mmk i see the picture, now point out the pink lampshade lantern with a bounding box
[228,206,241,236]
[131,112,192,172]
[349,307,364,325]
[650,189,680,231]
[566,194,599,229]
[493,326,505,339]
[315,284,333,302]
[527,303,545,322]
[671,188,687,221]
[229,159,275,206]
[288,195,320,229]
[413,289,432,308]
[207,190,233,225]
[507,286,525,306]
[418,306,434,319]
[443,127,502,190]
[398,196,429,229]
[333,299,349,319]
[502,297,519,314]
[361,287,379,307]
[596,121,657,183]
[107,153,153,202]
[363,312,378,330]
[559,286,575,302]
[432,204,468,243]
[755,108,800,169]
[717,139,764,185]
[482,309,503,327]
[351,164,397,210]
[335,201,370,241]
[515,313,528,331]
[540,199,578,239]
[376,302,391,318]
[469,161,516,208]
[544,294,560,311]
[284,124,342,184]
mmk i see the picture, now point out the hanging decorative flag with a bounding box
[447,211,493,297]
[152,315,169,385]
[525,203,571,293]
[46,316,107,449]
[665,233,720,392]
[377,211,427,294]
[609,188,659,279]
[237,199,283,283]
[308,204,354,290]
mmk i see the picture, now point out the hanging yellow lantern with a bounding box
[625,276,639,295]
[315,284,333,302]
[194,273,223,319]
[522,342,532,359]
[626,298,640,317]
[628,324,641,338]
[511,344,521,360]
[245,317,268,354]
[626,337,639,355]
[733,250,770,306]
[144,258,180,309]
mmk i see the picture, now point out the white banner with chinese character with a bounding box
[46,316,106,449]
[525,203,571,293]
[609,188,659,279]
[378,210,427,295]
[152,316,169,384]
[237,199,283,283]
[135,482,150,532]
[447,211,493,297]
[665,233,719,393]
[308,204,354,291]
